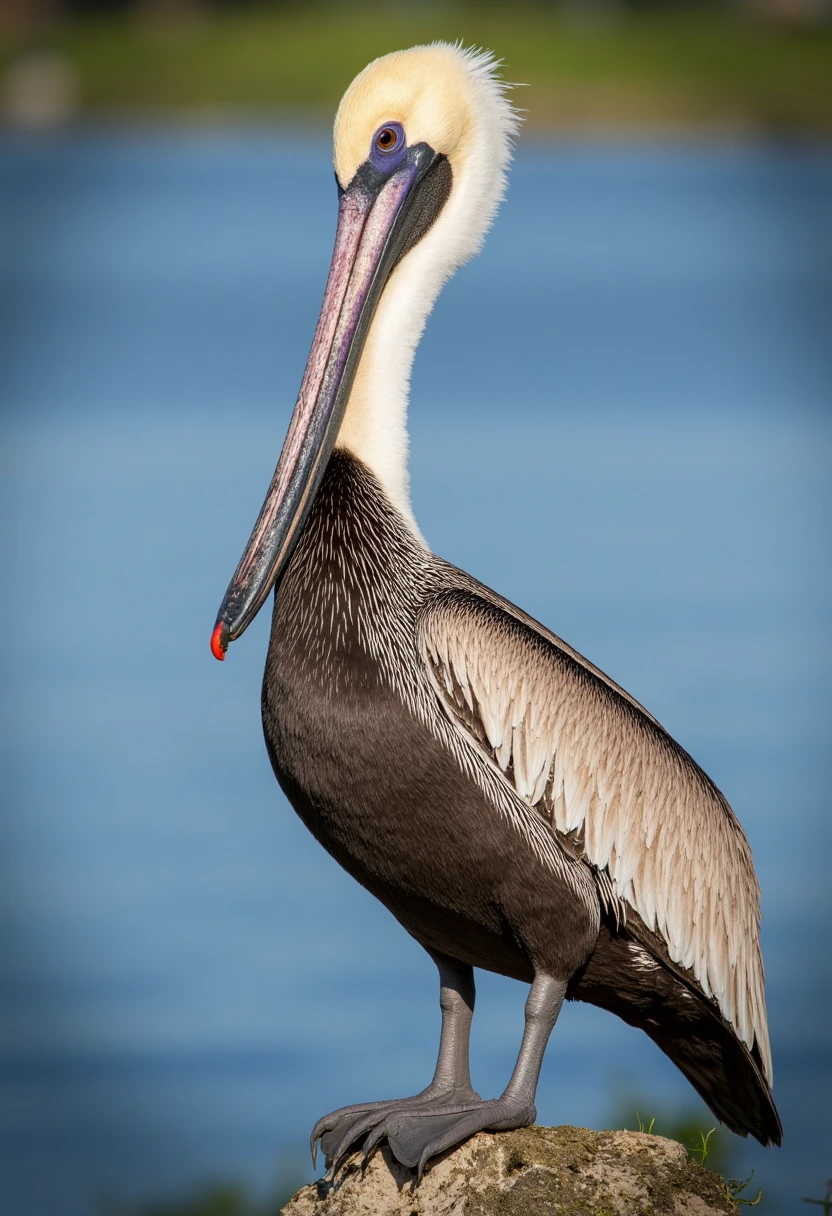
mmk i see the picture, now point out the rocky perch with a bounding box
[281,1124,738,1215]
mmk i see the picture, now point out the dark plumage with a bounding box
[211,43,780,1179]
[262,452,781,1152]
[263,453,600,986]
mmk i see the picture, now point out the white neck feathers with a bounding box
[334,44,519,539]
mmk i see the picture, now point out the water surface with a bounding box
[0,130,830,1213]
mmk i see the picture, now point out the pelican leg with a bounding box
[312,952,479,1172]
[359,972,567,1182]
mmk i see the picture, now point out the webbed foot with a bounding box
[311,1085,480,1176]
[364,1094,536,1181]
[311,1100,395,1168]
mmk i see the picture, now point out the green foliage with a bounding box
[607,1095,774,1211]
[608,1101,771,1212]
[693,1128,717,1168]
[2,2,832,131]
[606,1090,739,1177]
[725,1170,763,1210]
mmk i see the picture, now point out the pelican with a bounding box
[210,43,781,1179]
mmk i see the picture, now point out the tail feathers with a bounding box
[571,924,782,1147]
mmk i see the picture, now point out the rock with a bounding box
[281,1124,736,1215]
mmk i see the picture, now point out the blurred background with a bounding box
[1,2,830,1214]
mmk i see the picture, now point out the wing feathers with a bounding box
[419,590,772,1085]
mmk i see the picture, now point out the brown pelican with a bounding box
[210,43,782,1180]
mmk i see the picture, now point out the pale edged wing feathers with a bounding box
[418,588,772,1084]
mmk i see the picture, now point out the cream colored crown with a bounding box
[333,42,519,189]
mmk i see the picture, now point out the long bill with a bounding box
[210,145,438,660]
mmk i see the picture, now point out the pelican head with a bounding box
[211,43,518,659]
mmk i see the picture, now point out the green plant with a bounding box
[724,1170,762,1211]
[693,1127,717,1168]
[606,1090,738,1178]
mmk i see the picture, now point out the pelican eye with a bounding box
[369,121,406,172]
[376,127,398,151]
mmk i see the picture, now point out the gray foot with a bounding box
[313,1087,481,1177]
[366,1094,536,1181]
[322,1093,534,1182]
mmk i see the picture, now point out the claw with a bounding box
[309,1115,331,1171]
[324,1151,343,1184]
[360,1119,388,1166]
[325,1126,362,1181]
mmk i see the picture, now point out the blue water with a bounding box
[0,130,830,1214]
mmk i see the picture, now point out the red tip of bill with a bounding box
[211,621,228,662]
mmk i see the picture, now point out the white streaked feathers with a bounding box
[418,594,772,1083]
[334,43,520,530]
